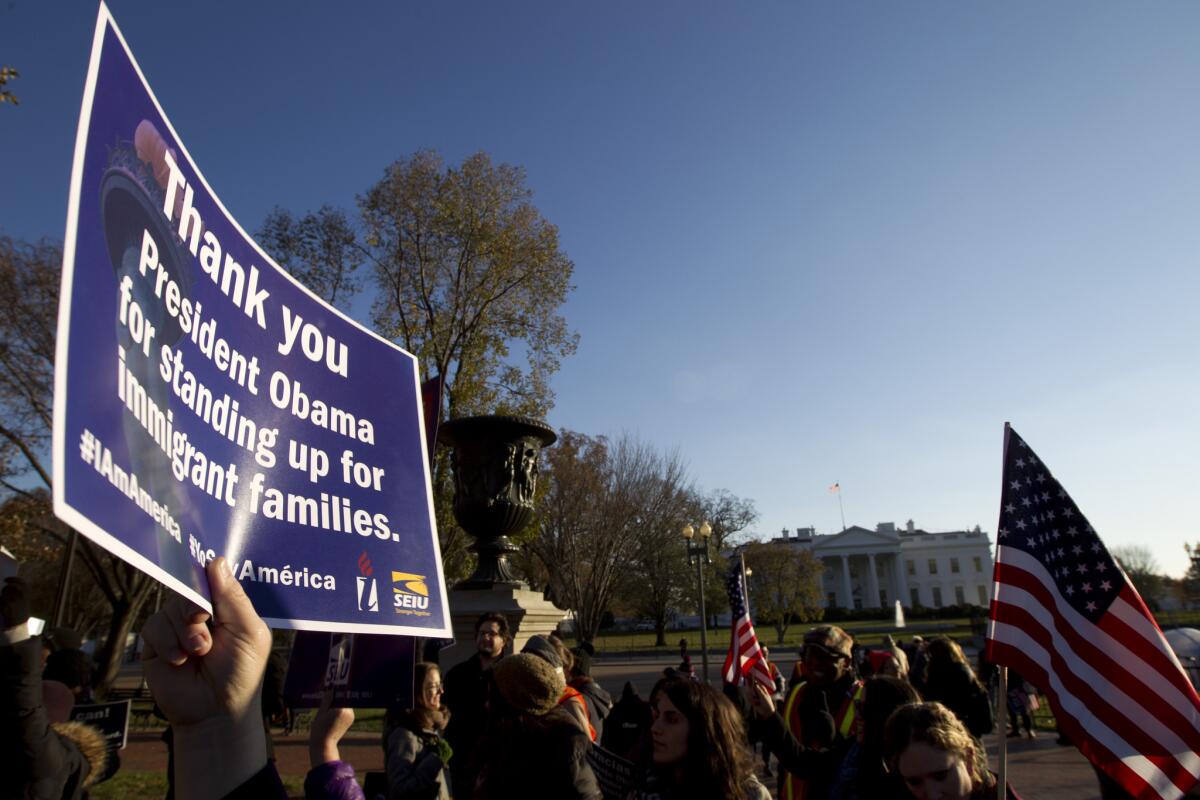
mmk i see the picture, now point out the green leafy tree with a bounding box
[260,151,578,579]
[620,541,691,647]
[617,477,695,646]
[677,489,758,628]
[742,540,825,643]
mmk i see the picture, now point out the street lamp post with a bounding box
[682,521,712,683]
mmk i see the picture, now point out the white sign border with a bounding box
[52,3,451,638]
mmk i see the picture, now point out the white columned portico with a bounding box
[866,553,881,608]
[840,555,853,608]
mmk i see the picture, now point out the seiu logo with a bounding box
[392,571,430,612]
[393,593,430,610]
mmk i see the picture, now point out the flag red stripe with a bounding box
[988,630,1195,798]
[725,613,772,687]
[993,554,1200,710]
[1048,691,1168,800]
[991,602,1200,784]
[989,638,1168,799]
[988,554,1200,729]
[1099,587,1200,706]
[993,562,1200,749]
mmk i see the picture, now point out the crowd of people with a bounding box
[3,560,1035,800]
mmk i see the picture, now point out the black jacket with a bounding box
[923,662,993,738]
[443,654,495,796]
[0,636,107,800]
[473,707,603,800]
[601,685,651,762]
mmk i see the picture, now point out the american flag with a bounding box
[722,562,774,688]
[986,426,1200,799]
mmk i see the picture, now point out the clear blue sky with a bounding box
[4,2,1198,577]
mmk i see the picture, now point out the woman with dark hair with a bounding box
[884,702,1020,800]
[383,662,453,800]
[920,637,993,738]
[830,675,921,799]
[630,676,769,800]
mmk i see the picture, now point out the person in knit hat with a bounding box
[522,634,595,740]
[473,653,602,799]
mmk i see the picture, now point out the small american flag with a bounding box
[722,563,774,688]
[986,425,1200,799]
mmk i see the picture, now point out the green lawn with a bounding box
[591,618,972,654]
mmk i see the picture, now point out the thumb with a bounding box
[206,557,261,635]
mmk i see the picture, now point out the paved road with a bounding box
[982,732,1104,800]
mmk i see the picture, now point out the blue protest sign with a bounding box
[52,4,449,636]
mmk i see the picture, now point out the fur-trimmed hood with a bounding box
[51,721,108,788]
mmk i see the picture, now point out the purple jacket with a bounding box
[304,760,366,800]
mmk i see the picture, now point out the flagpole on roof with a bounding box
[740,552,751,621]
[830,482,846,531]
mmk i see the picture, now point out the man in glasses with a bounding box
[749,625,864,800]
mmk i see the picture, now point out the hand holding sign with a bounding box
[142,557,272,798]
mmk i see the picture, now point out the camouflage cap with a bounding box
[803,625,853,660]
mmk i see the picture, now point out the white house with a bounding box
[764,521,995,610]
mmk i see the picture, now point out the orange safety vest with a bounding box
[560,685,597,741]
[780,679,863,800]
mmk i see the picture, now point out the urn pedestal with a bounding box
[436,415,567,669]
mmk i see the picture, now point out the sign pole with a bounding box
[51,528,78,628]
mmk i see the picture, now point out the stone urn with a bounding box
[438,415,556,589]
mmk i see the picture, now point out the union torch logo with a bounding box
[356,551,379,612]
